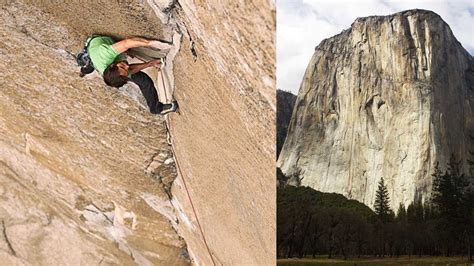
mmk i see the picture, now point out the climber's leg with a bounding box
[130,71,177,114]
[129,71,161,113]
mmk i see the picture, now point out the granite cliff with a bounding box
[0,0,275,265]
[277,89,296,159]
[278,10,474,210]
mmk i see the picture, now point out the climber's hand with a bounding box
[149,40,172,50]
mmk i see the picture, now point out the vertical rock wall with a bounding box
[277,89,296,159]
[166,1,275,264]
[1,0,275,265]
[0,2,188,264]
[278,10,474,210]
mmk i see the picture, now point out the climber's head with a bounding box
[103,61,129,88]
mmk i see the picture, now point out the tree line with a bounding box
[277,155,474,260]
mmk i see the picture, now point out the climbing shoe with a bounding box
[160,101,178,115]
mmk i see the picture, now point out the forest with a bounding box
[277,155,474,261]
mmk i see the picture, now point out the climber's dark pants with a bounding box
[129,71,163,114]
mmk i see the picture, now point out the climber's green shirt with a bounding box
[88,36,127,75]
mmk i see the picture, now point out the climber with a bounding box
[78,36,177,115]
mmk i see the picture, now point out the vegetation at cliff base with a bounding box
[277,156,474,261]
[277,186,375,259]
[374,177,393,223]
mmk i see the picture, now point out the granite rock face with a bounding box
[162,1,275,265]
[278,10,474,210]
[277,89,297,159]
[0,3,187,265]
[1,0,275,265]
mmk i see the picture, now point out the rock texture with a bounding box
[0,3,187,265]
[277,89,296,159]
[278,10,474,210]
[167,1,275,264]
[1,0,275,265]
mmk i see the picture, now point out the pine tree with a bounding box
[431,155,473,258]
[396,203,407,222]
[374,177,392,223]
[432,155,469,218]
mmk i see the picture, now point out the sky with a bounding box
[277,0,474,94]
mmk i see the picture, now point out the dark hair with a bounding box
[103,62,128,88]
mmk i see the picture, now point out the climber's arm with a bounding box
[128,59,162,75]
[112,37,150,54]
[112,37,172,54]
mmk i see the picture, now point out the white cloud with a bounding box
[277,0,474,94]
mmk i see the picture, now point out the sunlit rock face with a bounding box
[166,1,275,264]
[1,0,275,265]
[0,3,186,265]
[278,10,474,210]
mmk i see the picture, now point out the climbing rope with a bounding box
[158,67,217,266]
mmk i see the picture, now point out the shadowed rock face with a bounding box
[1,0,275,265]
[278,10,474,210]
[277,89,296,159]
